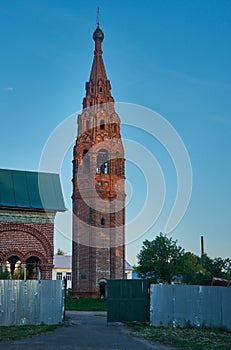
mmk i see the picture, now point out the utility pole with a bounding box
[201,235,205,257]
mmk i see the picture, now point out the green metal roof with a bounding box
[0,168,66,212]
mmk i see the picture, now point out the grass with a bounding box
[0,324,60,342]
[66,296,107,311]
[0,318,70,342]
[0,297,106,342]
[126,323,231,349]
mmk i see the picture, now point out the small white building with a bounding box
[125,261,133,279]
[52,255,72,289]
[53,255,134,288]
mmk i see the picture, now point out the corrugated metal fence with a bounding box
[150,284,231,330]
[0,280,65,326]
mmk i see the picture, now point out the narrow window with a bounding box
[116,152,121,176]
[101,217,105,226]
[113,123,118,133]
[56,272,62,280]
[99,87,103,92]
[100,119,105,130]
[86,120,90,131]
[66,272,72,281]
[83,149,90,173]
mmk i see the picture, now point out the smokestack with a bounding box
[201,235,204,257]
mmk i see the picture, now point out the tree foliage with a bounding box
[57,248,65,255]
[136,233,231,285]
[0,267,10,280]
[136,233,185,283]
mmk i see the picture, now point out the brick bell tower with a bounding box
[72,23,126,298]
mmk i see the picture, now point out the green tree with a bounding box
[201,254,231,280]
[12,263,24,280]
[181,252,211,285]
[57,248,65,255]
[136,233,231,285]
[136,233,185,283]
[0,267,10,280]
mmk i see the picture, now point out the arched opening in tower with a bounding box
[97,149,109,174]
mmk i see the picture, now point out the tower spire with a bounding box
[83,21,114,110]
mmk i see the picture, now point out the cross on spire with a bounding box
[97,7,100,27]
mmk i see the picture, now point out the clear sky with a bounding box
[1,0,231,265]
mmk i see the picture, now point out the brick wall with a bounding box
[0,210,55,280]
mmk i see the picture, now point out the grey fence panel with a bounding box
[16,281,40,326]
[0,280,64,326]
[0,280,14,326]
[40,280,65,325]
[150,284,231,330]
[221,288,231,329]
[150,284,174,327]
[199,287,221,328]
[172,285,200,328]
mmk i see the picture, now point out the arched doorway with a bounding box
[99,279,107,299]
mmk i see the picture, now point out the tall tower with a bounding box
[72,24,125,298]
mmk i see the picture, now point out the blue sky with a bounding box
[1,0,231,265]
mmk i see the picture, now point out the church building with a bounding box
[72,23,126,298]
[0,168,66,279]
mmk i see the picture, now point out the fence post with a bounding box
[63,277,67,321]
